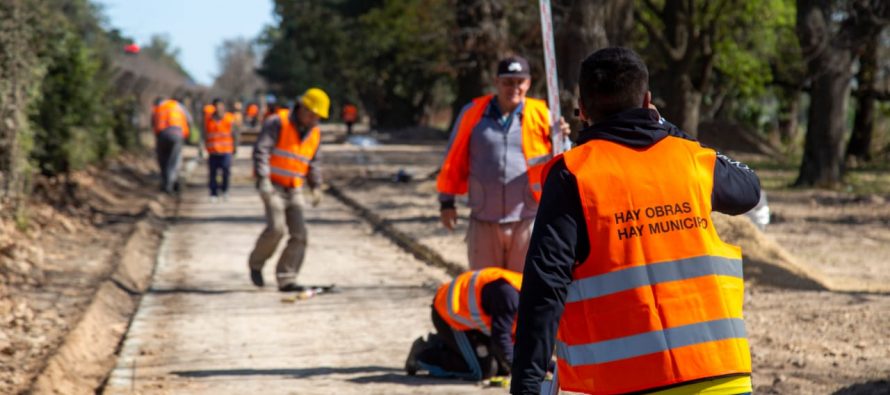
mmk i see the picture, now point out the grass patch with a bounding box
[743,154,890,195]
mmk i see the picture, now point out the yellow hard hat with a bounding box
[300,88,330,119]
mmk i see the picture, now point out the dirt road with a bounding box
[321,141,890,394]
[102,151,496,394]
[95,141,890,395]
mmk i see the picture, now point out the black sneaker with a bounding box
[278,283,306,292]
[250,269,264,287]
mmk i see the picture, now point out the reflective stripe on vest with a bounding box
[271,148,312,163]
[566,255,742,303]
[268,109,320,188]
[445,276,480,331]
[556,136,750,394]
[436,95,552,201]
[433,268,523,335]
[557,318,747,367]
[154,100,190,138]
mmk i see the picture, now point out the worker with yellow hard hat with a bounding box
[248,87,330,292]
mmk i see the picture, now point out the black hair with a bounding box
[153,97,163,106]
[212,98,223,105]
[578,47,649,122]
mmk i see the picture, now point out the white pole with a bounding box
[539,0,563,155]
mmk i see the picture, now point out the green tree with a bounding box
[0,0,46,200]
[636,0,795,135]
[257,1,351,100]
[355,0,452,127]
[258,0,452,128]
[795,0,889,187]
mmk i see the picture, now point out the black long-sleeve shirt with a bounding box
[480,279,520,368]
[510,108,761,394]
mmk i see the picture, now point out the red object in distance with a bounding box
[124,43,141,54]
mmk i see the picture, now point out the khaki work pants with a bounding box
[466,217,534,273]
[248,186,308,287]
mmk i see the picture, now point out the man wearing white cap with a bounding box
[437,56,567,273]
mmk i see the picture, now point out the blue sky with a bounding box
[96,0,275,85]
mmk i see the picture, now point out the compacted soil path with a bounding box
[103,151,495,394]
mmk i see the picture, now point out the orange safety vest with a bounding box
[154,100,190,138]
[555,136,750,394]
[246,103,259,118]
[342,104,358,123]
[205,112,235,154]
[436,95,552,202]
[268,109,321,188]
[433,268,522,335]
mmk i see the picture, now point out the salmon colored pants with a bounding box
[466,217,534,273]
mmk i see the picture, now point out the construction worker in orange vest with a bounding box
[245,102,260,126]
[405,268,522,380]
[341,103,358,135]
[249,88,329,292]
[437,55,569,273]
[204,98,239,202]
[511,48,762,395]
[153,97,192,194]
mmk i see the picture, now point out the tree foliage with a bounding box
[635,0,796,135]
[258,0,452,128]
[1,0,147,201]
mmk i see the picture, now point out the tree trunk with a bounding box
[646,0,706,136]
[450,0,507,128]
[795,0,889,187]
[795,1,850,187]
[845,34,879,164]
[794,52,853,187]
[777,89,801,144]
[553,0,633,133]
[664,73,703,135]
[0,0,36,201]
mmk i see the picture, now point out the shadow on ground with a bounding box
[348,372,477,387]
[831,379,890,395]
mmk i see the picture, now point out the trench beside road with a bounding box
[102,151,494,394]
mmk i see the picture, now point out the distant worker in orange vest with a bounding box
[249,88,329,292]
[437,55,568,273]
[245,102,261,129]
[511,47,762,395]
[404,268,522,380]
[152,97,192,194]
[204,98,239,202]
[341,103,358,135]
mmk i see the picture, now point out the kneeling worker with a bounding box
[405,268,522,380]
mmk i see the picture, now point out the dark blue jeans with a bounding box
[208,153,232,196]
